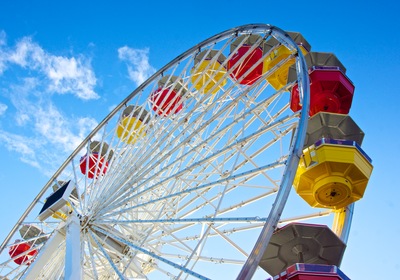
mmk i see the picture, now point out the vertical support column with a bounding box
[65,214,82,280]
[333,203,354,245]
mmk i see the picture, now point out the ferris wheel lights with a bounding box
[150,75,185,116]
[293,140,373,209]
[191,50,227,94]
[262,31,311,91]
[228,34,265,85]
[116,105,149,144]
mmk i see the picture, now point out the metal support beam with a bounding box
[65,214,82,280]
[22,226,65,280]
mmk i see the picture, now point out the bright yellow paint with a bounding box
[51,203,71,220]
[332,206,349,237]
[116,117,146,144]
[263,45,308,90]
[191,60,227,94]
[293,143,373,209]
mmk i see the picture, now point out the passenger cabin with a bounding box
[191,50,227,94]
[116,105,150,144]
[150,75,185,116]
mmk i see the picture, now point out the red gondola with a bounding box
[228,35,264,85]
[79,152,108,179]
[150,75,185,116]
[79,141,113,179]
[9,240,37,265]
[291,68,355,116]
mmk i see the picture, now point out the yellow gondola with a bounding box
[293,138,373,209]
[116,105,149,144]
[191,50,227,94]
[263,32,311,90]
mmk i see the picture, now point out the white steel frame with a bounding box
[0,24,353,280]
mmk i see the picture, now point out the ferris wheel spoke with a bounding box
[101,74,276,192]
[93,97,247,210]
[100,217,268,225]
[94,89,290,214]
[83,235,99,280]
[99,158,285,220]
[95,112,292,217]
[92,226,211,280]
[102,166,280,222]
[89,230,127,279]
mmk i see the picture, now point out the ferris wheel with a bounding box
[0,24,373,280]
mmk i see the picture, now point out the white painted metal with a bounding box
[0,24,352,280]
[65,215,82,280]
[22,228,65,280]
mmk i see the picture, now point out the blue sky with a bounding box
[0,0,399,279]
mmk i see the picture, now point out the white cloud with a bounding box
[0,130,41,169]
[0,103,7,116]
[0,31,103,176]
[1,35,98,100]
[45,55,98,100]
[2,75,99,175]
[118,46,156,86]
[0,31,157,177]
[77,117,98,140]
[33,103,97,152]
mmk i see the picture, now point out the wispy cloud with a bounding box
[0,78,99,172]
[0,103,7,116]
[118,46,156,86]
[0,130,41,169]
[0,32,99,173]
[2,35,98,100]
[0,31,155,176]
